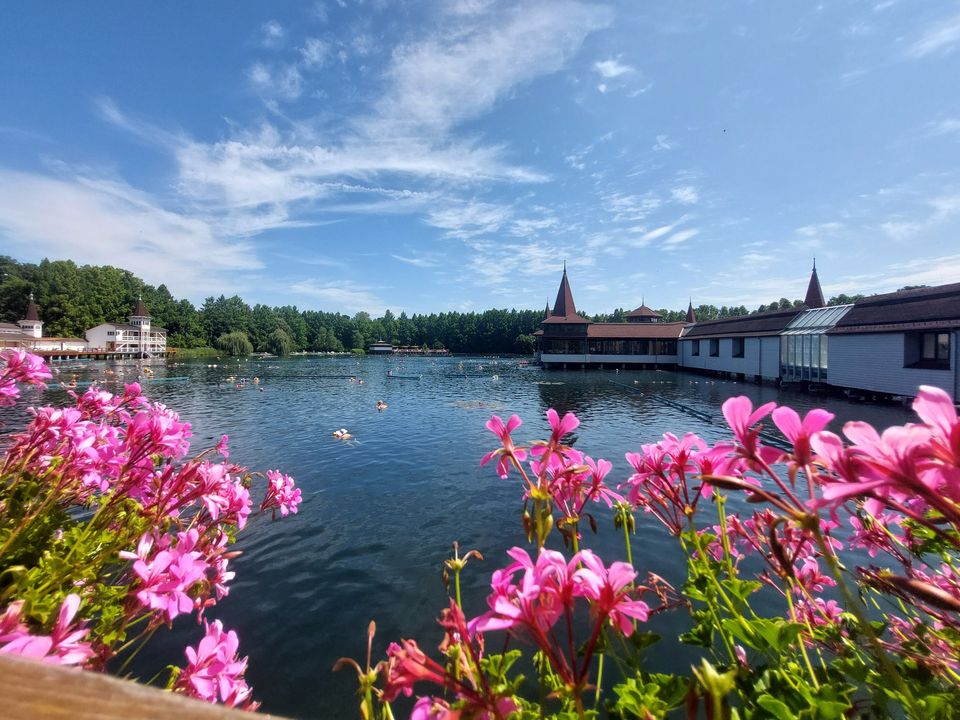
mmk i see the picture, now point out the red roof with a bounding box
[23,294,40,322]
[804,262,825,309]
[541,268,593,324]
[627,305,660,318]
[131,297,150,317]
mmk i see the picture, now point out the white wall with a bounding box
[33,338,87,351]
[678,337,780,380]
[829,332,957,400]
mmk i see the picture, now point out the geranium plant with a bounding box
[347,387,960,719]
[0,349,301,710]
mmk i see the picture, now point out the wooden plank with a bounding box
[0,654,287,719]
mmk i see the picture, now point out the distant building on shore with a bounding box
[85,297,167,358]
[368,340,394,354]
[536,264,959,401]
[0,294,87,351]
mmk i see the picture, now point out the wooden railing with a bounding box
[0,654,288,719]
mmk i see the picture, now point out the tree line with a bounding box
[0,257,895,356]
[0,257,545,354]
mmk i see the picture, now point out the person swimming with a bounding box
[376,400,388,412]
[332,428,353,439]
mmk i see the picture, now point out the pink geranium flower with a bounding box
[573,550,649,635]
[177,619,256,709]
[480,414,527,479]
[722,396,778,464]
[772,406,834,467]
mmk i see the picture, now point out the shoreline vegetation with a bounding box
[1,256,866,360]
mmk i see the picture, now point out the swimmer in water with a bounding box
[376,400,388,412]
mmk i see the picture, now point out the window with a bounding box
[709,339,719,357]
[732,337,745,358]
[691,340,700,356]
[906,332,950,369]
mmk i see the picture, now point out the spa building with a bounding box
[536,266,960,402]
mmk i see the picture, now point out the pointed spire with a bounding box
[803,260,825,309]
[23,292,40,322]
[551,266,577,318]
[686,298,696,323]
[132,295,150,317]
[544,300,551,319]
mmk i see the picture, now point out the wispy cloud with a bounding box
[926,117,960,138]
[603,191,662,222]
[363,1,612,138]
[300,38,331,68]
[289,279,388,315]
[662,228,699,249]
[671,185,699,205]
[0,168,260,299]
[424,201,513,239]
[260,20,285,48]
[652,134,673,151]
[248,62,303,101]
[593,58,633,78]
[391,252,442,268]
[905,10,960,58]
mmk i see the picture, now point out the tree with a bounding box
[215,331,253,357]
[266,329,294,357]
[515,333,536,354]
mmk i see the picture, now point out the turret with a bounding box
[17,293,43,339]
[804,260,825,309]
[686,299,696,323]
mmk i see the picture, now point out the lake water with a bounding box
[35,355,917,718]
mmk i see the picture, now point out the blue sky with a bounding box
[1,1,959,316]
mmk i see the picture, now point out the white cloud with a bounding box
[261,20,285,48]
[652,134,673,151]
[671,185,699,205]
[362,1,612,138]
[662,228,700,248]
[603,191,662,222]
[593,58,634,79]
[926,117,960,137]
[630,222,676,247]
[796,222,844,237]
[424,201,513,239]
[905,11,960,58]
[391,253,441,268]
[289,279,387,314]
[300,38,331,68]
[0,169,260,299]
[248,63,303,101]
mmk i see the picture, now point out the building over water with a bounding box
[85,297,167,358]
[535,264,685,369]
[536,265,959,401]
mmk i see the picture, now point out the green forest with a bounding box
[0,257,863,355]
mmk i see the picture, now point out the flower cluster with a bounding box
[0,352,300,710]
[357,386,960,719]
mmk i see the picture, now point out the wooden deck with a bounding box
[0,654,285,719]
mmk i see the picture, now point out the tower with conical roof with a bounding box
[129,296,151,356]
[18,293,43,339]
[686,299,696,323]
[550,262,580,319]
[804,260,825,309]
